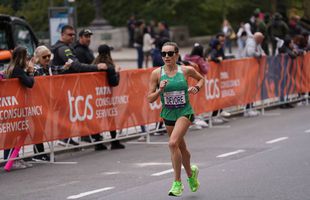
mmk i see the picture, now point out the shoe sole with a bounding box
[168,187,184,197]
[168,184,184,197]
[191,166,200,192]
[168,192,182,197]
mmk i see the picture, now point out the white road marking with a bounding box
[151,166,185,176]
[101,171,120,175]
[305,129,310,133]
[127,141,168,145]
[266,137,288,144]
[136,162,171,167]
[151,169,174,176]
[263,113,281,116]
[216,149,245,158]
[50,162,78,165]
[212,125,231,129]
[67,187,115,199]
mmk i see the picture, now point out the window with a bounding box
[0,23,9,50]
[13,23,36,56]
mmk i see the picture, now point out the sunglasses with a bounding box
[66,33,76,37]
[42,54,51,59]
[161,51,176,57]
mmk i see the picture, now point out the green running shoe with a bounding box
[168,181,184,196]
[187,165,200,192]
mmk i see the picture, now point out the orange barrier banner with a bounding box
[1,54,310,149]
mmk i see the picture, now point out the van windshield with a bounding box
[0,23,9,50]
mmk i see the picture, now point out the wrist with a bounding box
[194,85,200,91]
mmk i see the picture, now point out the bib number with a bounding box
[163,91,186,109]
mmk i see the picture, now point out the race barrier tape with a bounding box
[0,53,309,149]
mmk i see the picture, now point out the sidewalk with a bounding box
[111,46,192,70]
[111,46,239,70]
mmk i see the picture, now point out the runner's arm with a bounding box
[184,66,205,94]
[147,69,162,103]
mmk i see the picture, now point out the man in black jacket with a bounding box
[73,29,95,64]
[72,28,107,150]
[51,25,107,146]
[51,25,107,74]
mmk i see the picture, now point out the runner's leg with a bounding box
[168,117,191,181]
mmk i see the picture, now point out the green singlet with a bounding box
[160,65,194,121]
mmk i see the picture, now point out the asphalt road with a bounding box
[1,105,310,200]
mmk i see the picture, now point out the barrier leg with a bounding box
[146,126,151,143]
[209,114,213,128]
[261,100,265,116]
[50,141,55,163]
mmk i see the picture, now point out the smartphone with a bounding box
[67,58,73,64]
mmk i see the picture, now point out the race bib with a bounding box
[163,90,186,109]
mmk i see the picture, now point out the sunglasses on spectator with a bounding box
[66,33,75,37]
[42,54,51,59]
[161,51,176,57]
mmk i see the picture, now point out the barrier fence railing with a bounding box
[0,53,310,164]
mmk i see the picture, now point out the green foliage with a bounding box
[0,4,14,15]
[1,0,300,37]
[75,0,95,27]
[15,0,50,32]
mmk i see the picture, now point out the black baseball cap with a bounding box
[79,29,93,37]
[98,44,114,55]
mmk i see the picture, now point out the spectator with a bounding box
[277,36,298,109]
[31,45,58,161]
[143,26,154,68]
[206,32,226,61]
[184,43,208,75]
[207,34,231,123]
[292,34,307,54]
[255,13,269,55]
[288,15,302,37]
[243,32,265,58]
[208,39,225,63]
[236,22,248,58]
[278,36,298,59]
[3,46,34,169]
[301,31,310,51]
[183,43,209,129]
[268,13,289,55]
[127,14,136,48]
[222,19,234,54]
[51,24,107,146]
[149,19,157,38]
[134,20,149,134]
[93,44,125,150]
[158,21,170,40]
[73,29,94,64]
[73,29,109,151]
[134,20,145,68]
[243,32,265,117]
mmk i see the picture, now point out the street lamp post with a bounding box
[90,0,112,29]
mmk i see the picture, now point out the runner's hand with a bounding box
[159,80,168,91]
[188,86,199,94]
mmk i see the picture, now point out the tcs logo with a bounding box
[205,79,220,100]
[67,91,94,122]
